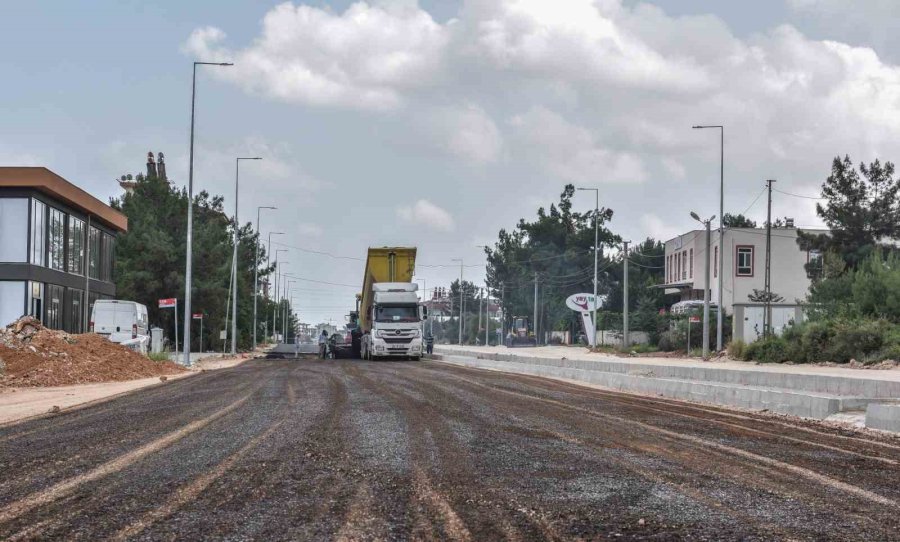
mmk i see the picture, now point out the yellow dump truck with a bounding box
[356,247,425,360]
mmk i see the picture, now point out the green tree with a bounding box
[112,168,274,352]
[799,156,900,270]
[722,213,757,228]
[485,185,620,340]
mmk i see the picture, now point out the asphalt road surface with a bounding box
[2,359,899,541]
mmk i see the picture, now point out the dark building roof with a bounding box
[0,167,127,232]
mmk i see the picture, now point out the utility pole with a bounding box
[702,221,711,359]
[622,241,630,349]
[477,288,483,345]
[253,206,275,351]
[533,272,539,345]
[765,179,775,339]
[453,259,464,345]
[500,283,505,342]
[485,280,490,347]
[690,212,716,360]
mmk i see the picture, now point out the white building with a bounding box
[660,226,826,314]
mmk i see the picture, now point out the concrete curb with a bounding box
[434,349,900,428]
[866,403,900,433]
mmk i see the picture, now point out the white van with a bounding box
[91,300,149,343]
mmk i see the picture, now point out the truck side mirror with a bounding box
[422,306,428,319]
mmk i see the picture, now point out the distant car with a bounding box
[328,331,354,359]
[91,300,149,343]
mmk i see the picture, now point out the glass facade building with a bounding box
[0,167,127,332]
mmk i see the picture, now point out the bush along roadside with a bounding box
[736,318,900,364]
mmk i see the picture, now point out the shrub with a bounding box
[727,340,746,360]
[148,351,171,362]
[657,330,681,352]
[743,336,791,363]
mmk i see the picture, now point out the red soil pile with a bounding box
[0,317,186,387]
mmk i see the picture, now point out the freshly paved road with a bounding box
[1,358,899,541]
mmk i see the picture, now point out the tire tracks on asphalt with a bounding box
[0,381,262,529]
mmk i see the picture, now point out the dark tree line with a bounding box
[111,168,294,351]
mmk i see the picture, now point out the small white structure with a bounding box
[732,303,806,343]
[659,226,826,315]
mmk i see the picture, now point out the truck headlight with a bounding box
[412,329,421,337]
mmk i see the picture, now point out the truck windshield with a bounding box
[375,305,419,322]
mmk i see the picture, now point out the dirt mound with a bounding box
[0,317,186,387]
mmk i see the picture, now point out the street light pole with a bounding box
[182,60,232,367]
[577,187,600,349]
[273,250,287,342]
[693,125,725,352]
[253,207,276,351]
[691,211,716,360]
[232,157,262,356]
[452,258,463,345]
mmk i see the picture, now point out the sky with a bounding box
[3,0,900,325]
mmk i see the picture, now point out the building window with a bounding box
[736,246,754,276]
[681,251,687,280]
[0,281,26,327]
[29,281,43,322]
[667,255,671,282]
[46,284,64,330]
[67,216,85,275]
[30,199,46,266]
[689,249,693,279]
[67,288,84,333]
[0,198,28,262]
[48,207,66,271]
[100,232,114,282]
[676,253,680,282]
[88,226,101,279]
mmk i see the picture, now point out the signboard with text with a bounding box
[192,313,203,320]
[565,293,606,346]
[158,298,177,309]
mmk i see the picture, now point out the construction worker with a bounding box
[425,332,434,355]
[318,329,328,359]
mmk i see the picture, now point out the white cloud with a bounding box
[182,0,900,248]
[509,107,647,184]
[422,104,503,165]
[397,199,456,231]
[639,213,680,242]
[296,223,324,237]
[183,2,450,110]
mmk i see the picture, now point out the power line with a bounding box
[741,186,767,215]
[773,188,824,200]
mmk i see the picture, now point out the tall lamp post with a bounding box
[691,211,716,360]
[577,187,600,349]
[273,250,287,341]
[183,60,233,367]
[231,157,262,356]
[253,207,276,351]
[476,245,492,347]
[692,125,724,352]
[451,258,463,344]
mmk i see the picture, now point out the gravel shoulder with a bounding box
[1,358,898,540]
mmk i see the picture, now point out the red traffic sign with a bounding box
[158,298,177,308]
[689,315,701,323]
[192,313,203,319]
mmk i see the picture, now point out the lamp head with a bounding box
[690,211,700,222]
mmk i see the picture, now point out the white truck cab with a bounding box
[362,283,426,360]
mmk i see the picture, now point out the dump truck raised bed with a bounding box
[356,247,426,360]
